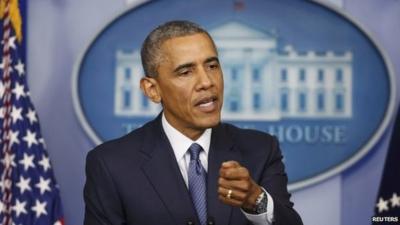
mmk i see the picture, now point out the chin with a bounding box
[197,114,221,129]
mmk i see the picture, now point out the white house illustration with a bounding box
[114,21,353,120]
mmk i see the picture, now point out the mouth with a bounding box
[194,95,219,113]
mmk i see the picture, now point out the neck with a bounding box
[182,128,205,141]
[163,114,205,141]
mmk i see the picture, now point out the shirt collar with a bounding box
[161,113,211,161]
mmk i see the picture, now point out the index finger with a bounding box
[221,161,240,168]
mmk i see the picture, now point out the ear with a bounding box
[140,76,162,103]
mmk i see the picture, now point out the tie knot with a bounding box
[189,143,203,161]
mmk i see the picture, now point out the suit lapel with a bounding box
[207,124,242,225]
[140,117,199,225]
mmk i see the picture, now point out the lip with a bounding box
[194,95,218,113]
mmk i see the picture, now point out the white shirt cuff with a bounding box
[241,188,274,225]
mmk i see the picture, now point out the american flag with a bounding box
[373,107,400,224]
[0,0,65,225]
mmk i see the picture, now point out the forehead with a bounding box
[159,33,217,64]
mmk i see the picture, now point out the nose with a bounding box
[196,67,213,90]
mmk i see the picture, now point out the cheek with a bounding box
[168,87,193,109]
[216,74,224,90]
[174,83,194,97]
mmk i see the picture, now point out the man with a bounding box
[84,20,302,225]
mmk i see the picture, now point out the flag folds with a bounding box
[0,0,65,224]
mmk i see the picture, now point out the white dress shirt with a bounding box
[161,114,274,224]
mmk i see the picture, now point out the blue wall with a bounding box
[27,1,400,225]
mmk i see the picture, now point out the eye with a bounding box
[178,69,192,76]
[208,62,220,70]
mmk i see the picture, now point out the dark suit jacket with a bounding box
[84,115,302,225]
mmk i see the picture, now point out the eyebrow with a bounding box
[173,56,220,73]
[173,62,195,73]
[204,56,219,64]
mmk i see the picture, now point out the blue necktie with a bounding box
[188,143,207,225]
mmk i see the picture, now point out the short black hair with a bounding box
[140,20,214,77]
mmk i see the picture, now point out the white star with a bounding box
[39,138,47,148]
[26,108,37,124]
[0,56,13,73]
[38,155,51,172]
[4,36,17,50]
[0,200,3,213]
[376,197,389,213]
[1,153,16,168]
[23,130,38,148]
[31,199,47,218]
[11,106,23,124]
[14,60,25,76]
[11,82,25,100]
[0,82,4,98]
[19,153,35,171]
[35,176,51,195]
[390,193,400,208]
[16,176,31,194]
[0,179,12,192]
[9,129,20,147]
[0,107,4,119]
[12,199,27,217]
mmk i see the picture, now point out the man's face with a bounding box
[154,33,224,139]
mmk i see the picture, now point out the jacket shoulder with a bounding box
[86,119,155,162]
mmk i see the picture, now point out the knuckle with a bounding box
[235,193,244,201]
[242,182,250,191]
[243,168,250,177]
[239,192,248,201]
